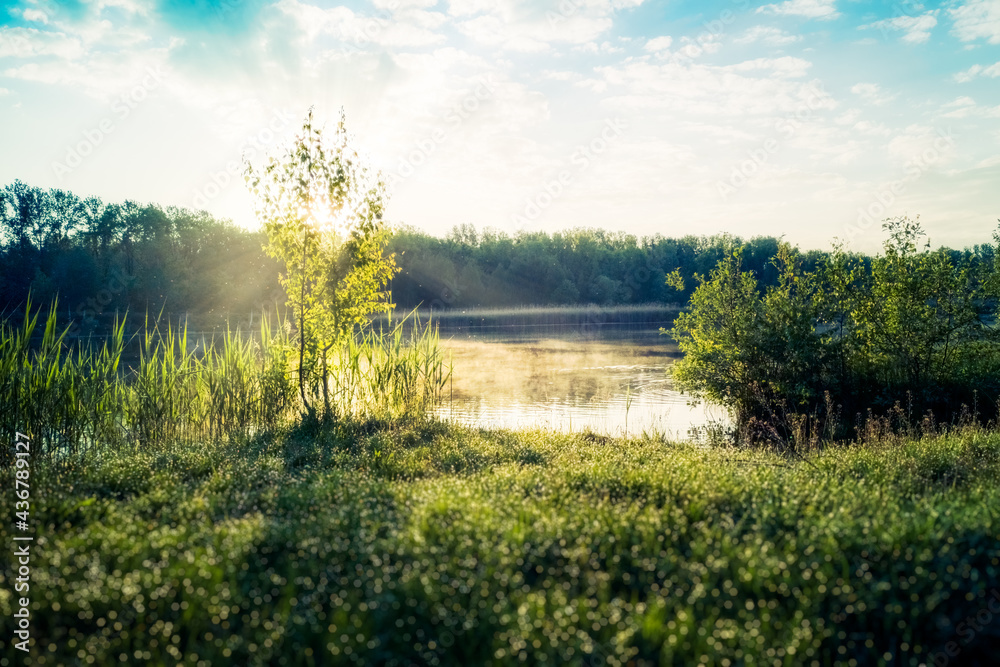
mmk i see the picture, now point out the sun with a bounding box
[308,204,336,230]
[304,196,347,235]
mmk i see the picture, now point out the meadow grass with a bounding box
[1,420,997,666]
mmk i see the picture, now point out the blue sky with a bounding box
[1,0,998,251]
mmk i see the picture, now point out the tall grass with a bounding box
[0,299,127,461]
[330,313,452,420]
[0,302,449,464]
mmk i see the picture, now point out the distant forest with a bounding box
[2,180,993,333]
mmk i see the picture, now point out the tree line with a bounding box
[5,179,994,335]
[387,223,799,309]
[0,180,282,333]
[1,181,806,329]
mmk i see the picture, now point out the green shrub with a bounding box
[666,218,1000,445]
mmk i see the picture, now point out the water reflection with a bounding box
[434,333,727,439]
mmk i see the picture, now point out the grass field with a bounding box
[1,420,998,666]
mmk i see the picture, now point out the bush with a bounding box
[666,217,1000,445]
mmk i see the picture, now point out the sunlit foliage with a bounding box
[244,109,397,415]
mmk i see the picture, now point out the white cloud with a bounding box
[446,0,645,52]
[949,0,1000,44]
[941,96,1000,118]
[0,27,84,59]
[954,63,983,81]
[574,40,624,54]
[0,4,168,105]
[850,120,891,137]
[671,33,723,59]
[3,54,170,101]
[591,56,832,119]
[456,15,550,52]
[886,125,959,169]
[21,9,48,24]
[733,26,802,46]
[92,0,152,14]
[730,56,812,78]
[445,0,497,17]
[374,0,439,8]
[850,82,895,105]
[540,69,579,81]
[834,108,862,125]
[756,0,839,20]
[945,96,977,108]
[573,76,607,93]
[643,35,672,52]
[862,12,938,44]
[378,21,449,48]
[953,61,1000,81]
[276,0,446,49]
[274,1,354,43]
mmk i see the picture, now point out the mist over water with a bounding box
[430,314,725,438]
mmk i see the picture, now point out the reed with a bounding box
[329,310,452,420]
[1,302,448,465]
[0,298,127,462]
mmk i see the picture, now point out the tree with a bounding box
[0,180,44,251]
[664,246,761,426]
[244,108,397,416]
[665,242,825,441]
[844,217,999,408]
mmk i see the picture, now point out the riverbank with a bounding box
[1,420,998,665]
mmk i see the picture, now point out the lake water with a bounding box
[432,328,727,440]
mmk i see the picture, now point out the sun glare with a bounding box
[308,205,336,231]
[302,195,347,235]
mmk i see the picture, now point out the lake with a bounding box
[426,308,727,439]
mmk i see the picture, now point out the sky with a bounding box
[0,0,999,252]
